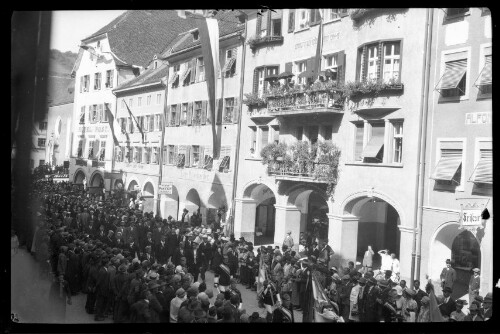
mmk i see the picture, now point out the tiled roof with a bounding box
[115,62,169,91]
[83,10,197,68]
[47,75,75,107]
[169,10,244,54]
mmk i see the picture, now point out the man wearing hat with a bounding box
[348,276,363,322]
[273,292,295,322]
[450,299,467,322]
[198,234,212,281]
[440,259,457,291]
[438,286,456,318]
[468,268,481,305]
[363,277,380,322]
[170,288,187,323]
[338,275,352,321]
[482,292,492,321]
[464,303,484,321]
[282,230,294,251]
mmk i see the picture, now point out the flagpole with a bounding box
[157,64,170,216]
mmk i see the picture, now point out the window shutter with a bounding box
[354,123,364,161]
[336,50,345,84]
[266,11,272,36]
[233,97,240,124]
[256,14,262,35]
[149,114,155,131]
[216,98,223,124]
[377,41,383,81]
[187,102,193,125]
[253,68,259,94]
[80,77,83,93]
[288,9,295,33]
[165,106,170,127]
[285,62,292,73]
[361,45,368,81]
[176,104,181,126]
[185,145,191,167]
[190,58,197,84]
[201,100,207,125]
[198,146,205,168]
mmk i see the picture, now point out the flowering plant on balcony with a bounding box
[192,113,202,125]
[243,92,267,108]
[313,140,341,198]
[260,142,289,165]
[349,8,377,20]
[343,78,403,100]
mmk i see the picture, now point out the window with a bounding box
[39,159,45,166]
[362,123,385,163]
[295,60,308,85]
[98,146,106,161]
[469,141,492,185]
[255,66,279,96]
[383,42,401,83]
[147,95,151,106]
[288,9,295,33]
[181,63,192,86]
[309,9,321,25]
[138,97,142,107]
[193,101,202,125]
[358,41,402,83]
[135,147,142,163]
[202,146,213,170]
[297,9,308,30]
[38,138,46,147]
[144,116,150,132]
[94,72,101,90]
[325,9,347,21]
[436,56,468,98]
[91,105,98,123]
[324,54,338,81]
[218,147,231,172]
[157,93,162,105]
[181,103,188,125]
[80,106,85,124]
[250,127,257,155]
[170,64,181,88]
[39,122,47,130]
[125,147,131,162]
[149,114,155,132]
[392,122,403,163]
[81,75,90,92]
[153,114,160,131]
[87,140,94,159]
[222,49,237,77]
[192,145,200,166]
[271,14,282,37]
[431,144,463,186]
[260,127,269,151]
[105,69,114,88]
[296,126,303,141]
[446,8,469,18]
[103,104,110,122]
[128,117,134,133]
[197,57,205,81]
[168,145,176,164]
[77,139,84,157]
[171,105,177,126]
[152,147,159,164]
[224,98,234,123]
[257,67,266,97]
[475,46,492,96]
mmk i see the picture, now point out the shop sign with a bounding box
[458,198,490,235]
[465,112,491,125]
[159,182,173,195]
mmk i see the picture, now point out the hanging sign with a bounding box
[159,182,173,195]
[457,198,490,235]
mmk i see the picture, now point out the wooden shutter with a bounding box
[355,47,363,82]
[285,62,292,73]
[98,104,104,122]
[165,106,170,127]
[377,41,384,81]
[190,58,197,84]
[201,100,207,125]
[288,9,295,33]
[149,114,155,131]
[185,145,191,167]
[216,98,223,124]
[336,50,345,84]
[233,97,239,124]
[256,14,262,35]
[80,77,83,93]
[354,123,364,161]
[253,68,259,94]
[187,102,193,125]
[198,146,205,168]
[361,45,368,81]
[176,104,181,126]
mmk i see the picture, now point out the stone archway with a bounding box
[185,188,201,221]
[142,181,155,214]
[73,169,86,184]
[162,185,179,221]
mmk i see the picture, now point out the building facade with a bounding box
[234,8,430,282]
[113,58,169,214]
[420,7,492,298]
[160,13,244,223]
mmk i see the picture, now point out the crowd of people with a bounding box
[16,176,493,323]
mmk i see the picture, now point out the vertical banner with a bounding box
[313,10,324,82]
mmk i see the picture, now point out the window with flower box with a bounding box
[253,65,279,97]
[191,145,201,167]
[356,40,402,83]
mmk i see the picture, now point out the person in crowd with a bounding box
[283,230,294,251]
[378,249,392,272]
[468,268,481,305]
[440,259,456,291]
[362,245,374,272]
[464,303,484,321]
[438,286,456,319]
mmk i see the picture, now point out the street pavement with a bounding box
[11,246,302,323]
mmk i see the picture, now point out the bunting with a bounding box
[104,104,120,146]
[124,100,145,144]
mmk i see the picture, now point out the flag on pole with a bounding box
[104,104,120,146]
[257,252,267,295]
[124,100,145,144]
[312,9,324,82]
[427,282,445,322]
[177,10,220,159]
[311,271,340,322]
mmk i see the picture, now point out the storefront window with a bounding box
[451,230,481,270]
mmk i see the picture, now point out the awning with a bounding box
[361,135,384,159]
[222,57,236,73]
[430,152,462,181]
[435,59,467,91]
[180,67,191,83]
[474,56,492,86]
[469,150,492,184]
[168,72,179,85]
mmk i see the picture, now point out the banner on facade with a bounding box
[159,182,173,195]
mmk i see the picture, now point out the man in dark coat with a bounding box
[130,290,152,323]
[112,264,129,323]
[65,244,81,294]
[412,279,428,315]
[166,230,178,263]
[438,286,456,318]
[272,292,295,322]
[186,242,201,282]
[198,236,212,281]
[94,258,110,321]
[362,277,379,322]
[155,234,168,264]
[338,275,352,320]
[125,237,141,259]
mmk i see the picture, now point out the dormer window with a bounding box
[192,30,199,41]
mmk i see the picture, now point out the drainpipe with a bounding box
[157,64,170,215]
[410,8,434,289]
[229,15,248,236]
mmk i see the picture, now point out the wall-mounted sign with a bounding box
[78,125,110,133]
[465,112,491,125]
[457,198,490,235]
[159,182,173,195]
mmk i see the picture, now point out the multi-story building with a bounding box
[420,7,492,298]
[160,12,244,222]
[113,57,169,214]
[69,10,194,195]
[234,8,430,283]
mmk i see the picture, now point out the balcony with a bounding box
[247,35,284,52]
[267,161,329,183]
[266,90,344,116]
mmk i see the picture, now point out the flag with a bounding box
[178,10,220,158]
[104,104,120,146]
[312,271,340,322]
[427,281,445,322]
[313,9,324,82]
[257,253,267,295]
[124,100,145,144]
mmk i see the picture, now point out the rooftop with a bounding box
[114,62,169,92]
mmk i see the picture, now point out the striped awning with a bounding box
[168,72,179,85]
[222,57,236,73]
[430,152,462,181]
[474,56,492,86]
[469,150,492,184]
[362,135,384,159]
[436,59,467,91]
[180,67,191,82]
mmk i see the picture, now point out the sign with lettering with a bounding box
[460,209,482,226]
[159,182,173,195]
[457,198,489,235]
[465,112,492,125]
[77,125,110,133]
[294,33,340,50]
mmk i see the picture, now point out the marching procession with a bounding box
[12,174,493,323]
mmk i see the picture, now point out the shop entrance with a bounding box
[451,230,481,299]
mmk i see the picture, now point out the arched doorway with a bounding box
[73,170,86,184]
[89,172,104,196]
[344,196,401,269]
[185,188,201,222]
[162,185,179,221]
[207,190,227,227]
[243,183,276,246]
[127,180,139,201]
[142,182,155,214]
[430,223,481,299]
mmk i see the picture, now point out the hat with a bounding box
[484,292,493,303]
[474,295,484,303]
[421,296,430,305]
[446,259,451,264]
[469,303,479,311]
[379,279,389,288]
[216,292,225,300]
[455,299,467,306]
[149,272,159,280]
[282,293,291,301]
[175,265,183,273]
[369,277,377,285]
[172,274,182,283]
[472,268,480,273]
[193,281,201,289]
[395,286,403,296]
[176,288,186,298]
[404,287,415,296]
[443,287,453,293]
[118,264,127,273]
[205,288,214,299]
[198,292,210,305]
[358,277,367,284]
[250,312,260,321]
[342,275,350,281]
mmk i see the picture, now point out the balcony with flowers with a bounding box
[261,140,341,199]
